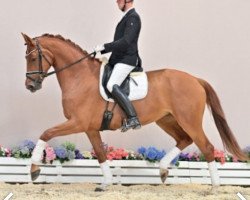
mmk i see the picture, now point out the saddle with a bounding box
[99,58,148,102]
[99,57,148,131]
[102,63,130,99]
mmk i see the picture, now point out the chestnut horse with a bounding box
[22,33,247,189]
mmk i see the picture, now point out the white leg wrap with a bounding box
[100,161,113,185]
[208,161,220,186]
[31,139,47,165]
[160,147,181,169]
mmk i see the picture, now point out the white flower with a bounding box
[82,151,92,159]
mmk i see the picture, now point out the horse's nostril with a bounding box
[27,84,35,91]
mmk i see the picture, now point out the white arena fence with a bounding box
[0,158,249,185]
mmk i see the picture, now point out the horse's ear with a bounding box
[21,33,35,47]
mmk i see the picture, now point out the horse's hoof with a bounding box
[31,169,41,181]
[160,168,169,183]
[210,185,220,194]
[94,187,106,192]
[94,183,110,192]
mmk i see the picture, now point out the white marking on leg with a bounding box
[160,146,181,169]
[4,192,13,200]
[31,139,47,165]
[237,192,247,200]
[100,161,113,186]
[208,161,220,186]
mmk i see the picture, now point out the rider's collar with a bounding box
[123,7,134,17]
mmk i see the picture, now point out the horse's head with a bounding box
[22,33,53,92]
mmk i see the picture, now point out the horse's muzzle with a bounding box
[26,80,42,93]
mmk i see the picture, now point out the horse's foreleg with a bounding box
[86,131,113,191]
[30,119,80,181]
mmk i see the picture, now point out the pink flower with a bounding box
[5,148,12,157]
[107,155,113,160]
[232,156,238,162]
[114,152,122,160]
[91,150,97,158]
[105,147,129,160]
[220,157,226,164]
[107,152,116,160]
[45,145,56,163]
[214,149,226,164]
[108,146,114,152]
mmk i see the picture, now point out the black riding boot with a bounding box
[112,84,141,132]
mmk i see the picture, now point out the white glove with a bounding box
[94,45,105,53]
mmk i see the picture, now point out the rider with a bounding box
[94,0,142,132]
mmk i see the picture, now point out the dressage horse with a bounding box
[22,33,248,190]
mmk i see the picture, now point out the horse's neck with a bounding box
[55,59,100,94]
[42,39,100,94]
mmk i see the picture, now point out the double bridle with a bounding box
[25,39,96,82]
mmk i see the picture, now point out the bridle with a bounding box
[25,39,51,82]
[25,39,96,82]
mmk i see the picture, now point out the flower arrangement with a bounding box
[53,142,76,163]
[138,146,166,162]
[177,149,240,164]
[1,140,249,164]
[12,140,35,159]
[42,144,56,164]
[243,146,250,157]
[104,146,129,160]
[243,146,250,163]
[75,149,85,159]
[91,143,143,161]
[178,152,205,162]
[0,145,11,157]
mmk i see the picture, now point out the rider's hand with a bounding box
[94,45,105,53]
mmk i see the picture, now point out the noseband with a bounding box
[25,39,96,82]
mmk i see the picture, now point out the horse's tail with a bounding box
[198,78,248,161]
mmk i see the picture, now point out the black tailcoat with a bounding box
[101,8,141,67]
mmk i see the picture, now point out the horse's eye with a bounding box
[31,58,36,62]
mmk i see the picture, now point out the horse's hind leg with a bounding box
[173,106,220,186]
[165,77,220,186]
[156,114,193,150]
[156,114,193,183]
[185,126,220,186]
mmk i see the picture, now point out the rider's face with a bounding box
[116,0,125,11]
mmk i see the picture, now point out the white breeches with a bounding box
[106,63,135,92]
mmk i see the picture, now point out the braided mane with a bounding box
[37,33,88,55]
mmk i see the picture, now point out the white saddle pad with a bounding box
[99,57,148,102]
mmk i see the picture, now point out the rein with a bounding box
[45,51,96,77]
[26,39,96,80]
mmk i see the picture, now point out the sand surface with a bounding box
[0,183,249,200]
